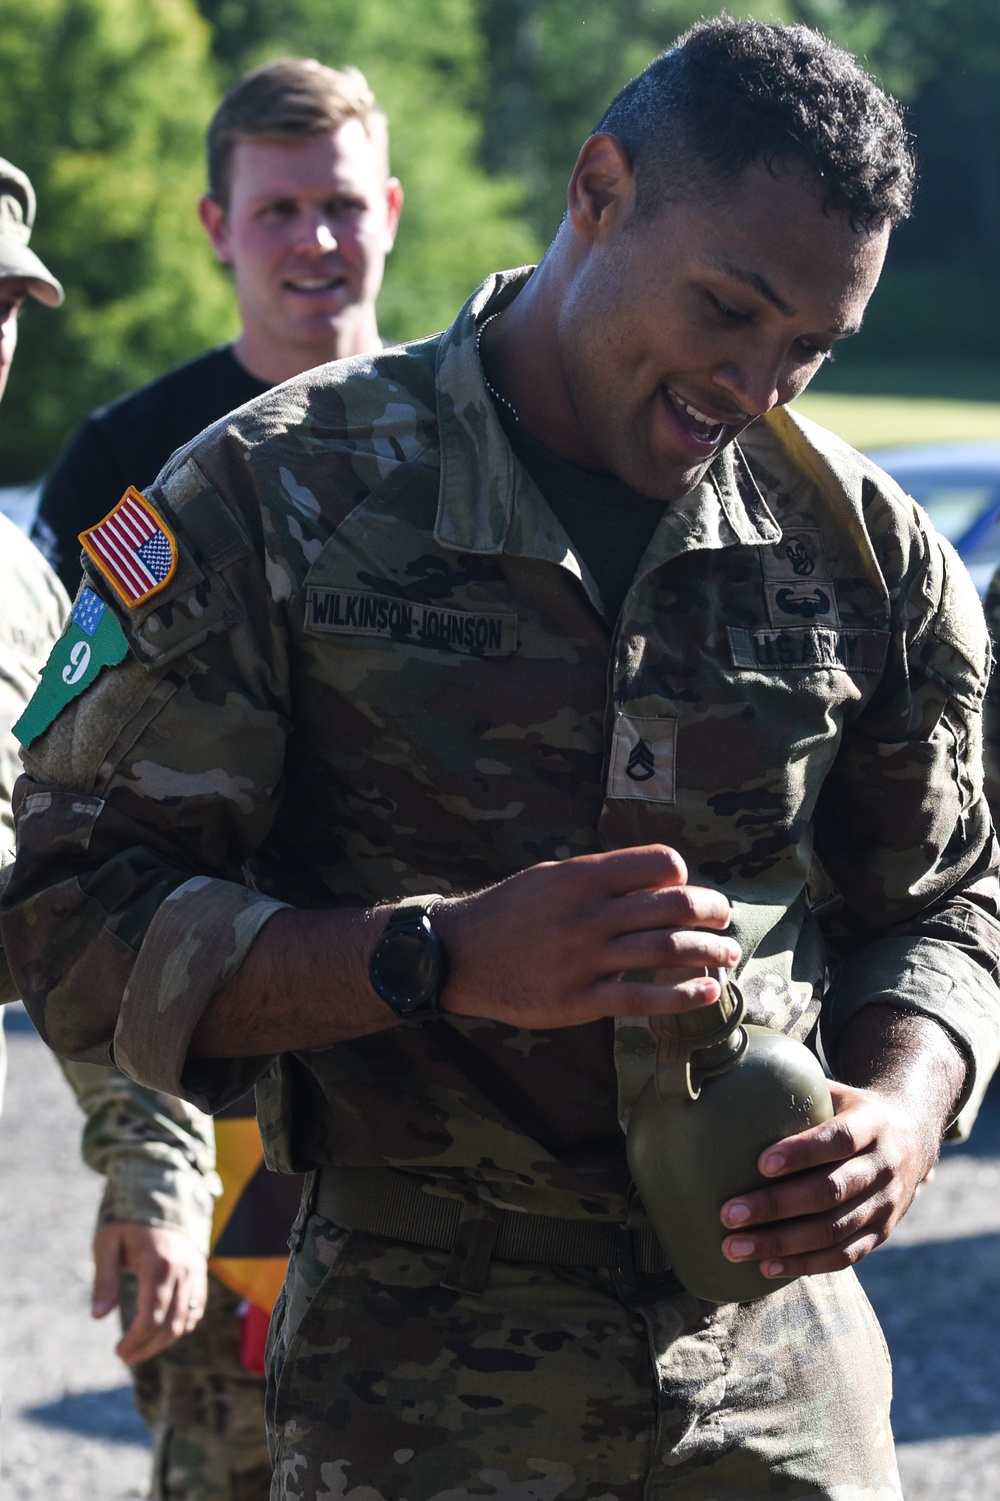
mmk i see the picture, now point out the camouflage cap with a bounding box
[0,158,63,307]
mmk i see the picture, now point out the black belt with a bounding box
[312,1166,671,1291]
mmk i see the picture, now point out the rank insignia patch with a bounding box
[607,712,677,803]
[14,586,129,747]
[79,487,177,608]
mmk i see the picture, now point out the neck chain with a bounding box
[476,310,519,423]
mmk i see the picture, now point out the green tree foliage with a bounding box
[0,0,236,481]
[2,0,997,480]
[477,1,800,242]
[786,0,1000,380]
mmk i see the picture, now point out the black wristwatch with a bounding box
[369,901,449,1020]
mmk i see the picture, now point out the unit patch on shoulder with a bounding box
[14,587,129,747]
[79,487,178,608]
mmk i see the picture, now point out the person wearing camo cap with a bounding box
[0,153,65,1111]
[0,156,219,1492]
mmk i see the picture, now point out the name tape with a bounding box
[305,587,517,657]
[728,626,889,673]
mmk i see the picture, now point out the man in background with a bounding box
[28,56,403,1501]
[33,55,402,590]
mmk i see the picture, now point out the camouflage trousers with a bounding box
[266,1212,900,1501]
[131,1272,272,1501]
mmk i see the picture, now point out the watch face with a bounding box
[373,921,442,1012]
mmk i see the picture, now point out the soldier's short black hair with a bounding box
[597,16,914,231]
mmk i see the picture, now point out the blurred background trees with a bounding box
[1,0,999,480]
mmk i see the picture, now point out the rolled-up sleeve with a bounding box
[0,460,294,1111]
[818,525,1000,1118]
[117,875,287,1101]
[60,1058,221,1254]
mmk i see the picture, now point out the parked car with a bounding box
[6,443,1000,594]
[869,439,1000,598]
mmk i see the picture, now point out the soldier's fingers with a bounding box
[173,1258,207,1337]
[91,1229,124,1320]
[117,1283,184,1365]
[755,1226,886,1280]
[754,1090,880,1180]
[721,1148,886,1231]
[610,883,734,937]
[610,927,741,973]
[592,844,688,895]
[168,1278,197,1341]
[595,972,722,1019]
[722,1183,893,1266]
[117,1318,161,1364]
[116,1255,175,1361]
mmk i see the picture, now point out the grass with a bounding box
[791,391,1000,452]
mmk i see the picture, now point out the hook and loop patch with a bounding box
[14,586,128,747]
[79,487,178,609]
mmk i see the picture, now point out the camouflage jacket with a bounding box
[981,569,1000,817]
[0,511,69,855]
[0,512,217,1241]
[0,510,69,1106]
[5,268,1000,1222]
[60,1058,218,1252]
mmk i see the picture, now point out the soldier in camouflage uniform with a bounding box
[0,536,234,1498]
[0,156,232,1499]
[0,512,68,1108]
[0,152,67,1107]
[5,19,1000,1500]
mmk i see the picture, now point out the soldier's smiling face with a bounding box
[553,142,889,501]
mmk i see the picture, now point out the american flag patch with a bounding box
[79,487,178,608]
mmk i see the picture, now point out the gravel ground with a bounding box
[0,1006,150,1500]
[1,1003,998,1500]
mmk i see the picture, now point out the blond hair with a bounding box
[206,57,389,205]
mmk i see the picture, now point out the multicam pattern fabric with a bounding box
[0,514,263,1501]
[266,1210,900,1500]
[0,509,220,1244]
[0,511,69,858]
[0,515,69,1104]
[129,1272,271,1501]
[60,1057,218,1252]
[982,566,1000,819]
[4,268,1000,1229]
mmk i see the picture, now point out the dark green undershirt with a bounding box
[498,403,666,625]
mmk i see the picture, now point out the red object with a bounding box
[80,488,176,605]
[239,1300,271,1375]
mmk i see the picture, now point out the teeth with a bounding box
[288,278,340,290]
[681,398,719,427]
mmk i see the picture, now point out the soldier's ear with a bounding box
[198,195,233,266]
[567,133,636,245]
[383,179,403,253]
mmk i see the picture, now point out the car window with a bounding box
[904,483,996,544]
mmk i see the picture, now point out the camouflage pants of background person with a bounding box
[130,1272,272,1501]
[266,1212,901,1501]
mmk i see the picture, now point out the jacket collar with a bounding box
[433,269,780,570]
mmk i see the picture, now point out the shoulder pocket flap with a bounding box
[115,464,250,669]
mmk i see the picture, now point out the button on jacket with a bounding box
[5,269,1000,1222]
